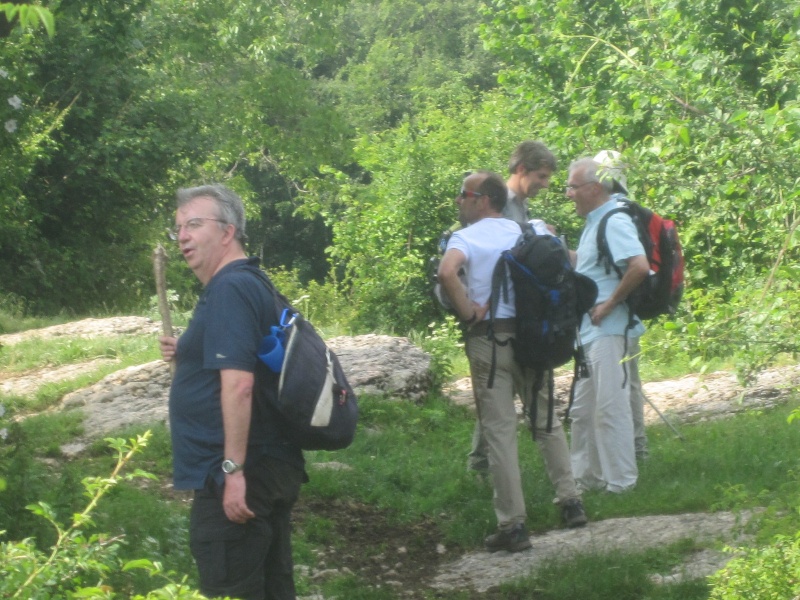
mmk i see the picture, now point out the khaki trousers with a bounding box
[465,332,526,529]
[468,366,580,503]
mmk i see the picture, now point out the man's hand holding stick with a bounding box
[153,243,176,377]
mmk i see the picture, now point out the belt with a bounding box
[468,318,515,337]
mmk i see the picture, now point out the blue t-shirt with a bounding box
[576,200,646,345]
[169,257,303,490]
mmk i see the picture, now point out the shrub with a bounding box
[0,433,211,599]
[709,532,800,599]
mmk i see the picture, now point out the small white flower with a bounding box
[0,68,8,78]
[8,95,22,109]
[0,428,7,441]
[5,119,17,133]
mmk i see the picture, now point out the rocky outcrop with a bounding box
[446,365,800,427]
[53,334,432,451]
[0,317,160,346]
[431,510,756,593]
[60,361,172,442]
[327,334,432,402]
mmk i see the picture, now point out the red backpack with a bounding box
[596,198,685,321]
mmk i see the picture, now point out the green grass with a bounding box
[306,393,800,528]
[2,318,800,599]
[489,543,714,599]
[0,334,161,374]
[0,334,162,413]
[0,310,73,336]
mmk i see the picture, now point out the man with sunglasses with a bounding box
[566,158,649,494]
[467,141,588,529]
[160,184,306,600]
[439,170,533,552]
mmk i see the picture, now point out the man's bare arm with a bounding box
[220,368,256,524]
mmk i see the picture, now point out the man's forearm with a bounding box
[438,249,476,322]
[440,275,475,322]
[608,255,649,307]
[220,369,254,464]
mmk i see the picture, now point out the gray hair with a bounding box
[176,184,246,242]
[568,158,614,194]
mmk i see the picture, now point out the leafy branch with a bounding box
[558,32,722,124]
[0,2,54,36]
[5,433,157,598]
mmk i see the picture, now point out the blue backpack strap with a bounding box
[486,223,528,389]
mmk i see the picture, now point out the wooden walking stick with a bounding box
[153,243,175,377]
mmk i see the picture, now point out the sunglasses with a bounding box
[458,189,485,199]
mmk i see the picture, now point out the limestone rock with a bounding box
[60,361,171,439]
[327,334,432,401]
[0,317,160,346]
[53,334,432,443]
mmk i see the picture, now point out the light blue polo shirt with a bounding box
[576,199,646,345]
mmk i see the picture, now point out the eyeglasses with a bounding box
[168,217,227,241]
[458,189,485,199]
[565,181,597,191]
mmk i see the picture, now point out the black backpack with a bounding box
[489,225,597,430]
[244,266,358,451]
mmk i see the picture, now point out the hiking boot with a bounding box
[560,498,588,528]
[484,523,532,553]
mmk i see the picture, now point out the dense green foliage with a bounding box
[330,0,800,377]
[710,532,800,599]
[2,0,800,378]
[0,434,209,599]
[479,0,800,380]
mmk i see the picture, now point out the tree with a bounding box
[0,1,54,37]
[0,0,351,313]
[479,0,800,375]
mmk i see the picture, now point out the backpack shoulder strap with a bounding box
[485,224,527,389]
[595,202,633,278]
[489,222,528,328]
[236,262,288,323]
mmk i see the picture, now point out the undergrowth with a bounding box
[2,318,800,598]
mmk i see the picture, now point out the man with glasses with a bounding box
[593,150,649,462]
[467,140,588,528]
[439,170,533,552]
[566,158,649,494]
[160,184,306,600]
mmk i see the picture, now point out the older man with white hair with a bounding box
[593,150,649,461]
[566,157,649,493]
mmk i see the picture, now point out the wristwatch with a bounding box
[221,459,243,474]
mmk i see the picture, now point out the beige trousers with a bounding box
[465,332,526,530]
